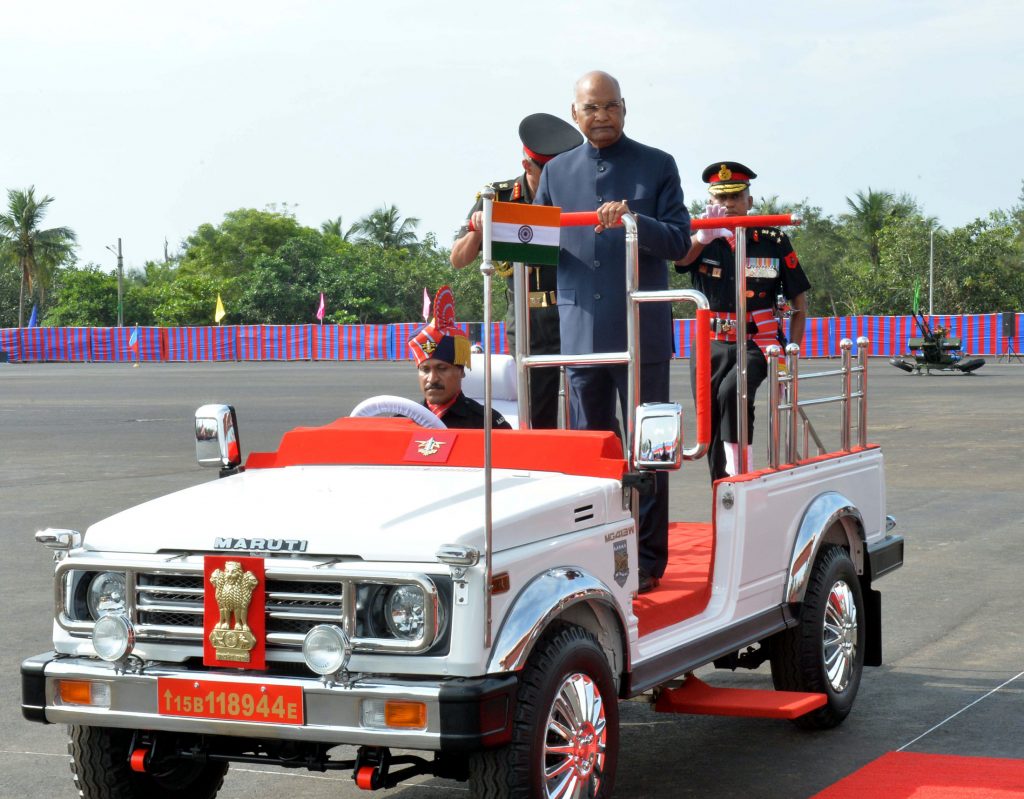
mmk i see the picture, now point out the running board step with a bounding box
[654,676,827,719]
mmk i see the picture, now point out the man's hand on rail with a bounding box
[695,202,728,245]
[594,200,630,233]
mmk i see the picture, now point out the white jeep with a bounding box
[21,211,902,798]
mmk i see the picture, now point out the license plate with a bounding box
[157,677,304,725]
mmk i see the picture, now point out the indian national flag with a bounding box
[491,202,560,266]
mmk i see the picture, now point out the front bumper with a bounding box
[22,652,516,752]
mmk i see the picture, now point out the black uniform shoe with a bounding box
[638,567,660,595]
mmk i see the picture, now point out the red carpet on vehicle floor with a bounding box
[633,522,714,636]
[812,752,1024,798]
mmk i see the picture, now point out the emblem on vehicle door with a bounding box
[204,556,266,669]
[613,540,629,587]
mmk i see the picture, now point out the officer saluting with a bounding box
[450,113,583,429]
[676,162,810,481]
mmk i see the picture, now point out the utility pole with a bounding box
[928,227,935,316]
[106,238,124,326]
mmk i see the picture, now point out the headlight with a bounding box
[92,614,135,661]
[87,572,127,619]
[385,585,426,640]
[303,624,351,675]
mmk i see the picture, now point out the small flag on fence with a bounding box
[316,292,326,321]
[422,287,430,322]
[27,304,38,328]
[128,326,139,352]
[491,201,561,266]
[215,294,226,324]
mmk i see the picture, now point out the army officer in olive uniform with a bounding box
[450,112,583,429]
[676,162,810,481]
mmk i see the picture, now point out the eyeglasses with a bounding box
[576,100,624,116]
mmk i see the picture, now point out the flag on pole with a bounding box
[128,326,139,352]
[491,201,561,265]
[316,292,326,321]
[912,279,921,315]
[422,287,430,322]
[27,304,38,328]
[215,294,226,323]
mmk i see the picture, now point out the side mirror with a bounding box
[634,402,683,471]
[195,404,242,470]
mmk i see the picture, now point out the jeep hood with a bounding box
[84,465,620,561]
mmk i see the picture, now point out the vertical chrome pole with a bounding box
[624,214,640,465]
[512,261,531,429]
[734,228,749,473]
[857,336,869,448]
[840,338,853,451]
[479,186,495,648]
[786,342,800,463]
[766,344,782,469]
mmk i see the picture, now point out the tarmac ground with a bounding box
[1,357,1021,798]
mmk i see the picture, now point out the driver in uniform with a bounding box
[409,286,512,430]
[675,162,810,480]
[450,112,583,428]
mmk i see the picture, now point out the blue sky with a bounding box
[3,0,1022,272]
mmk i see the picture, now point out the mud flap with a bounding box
[862,583,882,667]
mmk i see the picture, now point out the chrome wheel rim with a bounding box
[543,672,608,799]
[823,579,858,692]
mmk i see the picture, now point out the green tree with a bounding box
[752,195,794,215]
[45,264,119,326]
[841,188,916,269]
[0,187,77,326]
[235,230,327,323]
[320,216,355,242]
[351,205,420,249]
[179,208,306,283]
[150,272,227,326]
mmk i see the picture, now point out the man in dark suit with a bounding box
[534,71,691,592]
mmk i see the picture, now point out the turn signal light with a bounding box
[384,700,426,729]
[58,680,110,707]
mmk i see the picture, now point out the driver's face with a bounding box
[418,359,463,406]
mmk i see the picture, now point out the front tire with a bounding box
[469,623,619,798]
[69,726,227,799]
[770,545,865,729]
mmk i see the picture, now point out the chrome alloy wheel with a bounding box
[823,579,858,692]
[543,672,608,799]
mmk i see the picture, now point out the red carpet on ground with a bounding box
[813,752,1024,798]
[633,522,714,636]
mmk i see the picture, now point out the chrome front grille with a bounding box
[134,572,344,647]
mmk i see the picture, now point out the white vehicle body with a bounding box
[22,210,903,798]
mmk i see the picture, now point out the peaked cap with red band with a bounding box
[519,112,584,165]
[408,286,472,368]
[702,161,757,195]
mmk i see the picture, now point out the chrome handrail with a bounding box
[767,337,870,467]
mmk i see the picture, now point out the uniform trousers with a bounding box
[691,340,769,481]
[566,361,670,578]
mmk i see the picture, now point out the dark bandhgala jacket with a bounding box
[534,134,691,363]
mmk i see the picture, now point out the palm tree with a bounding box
[351,205,420,249]
[0,187,77,326]
[320,216,355,241]
[842,188,908,269]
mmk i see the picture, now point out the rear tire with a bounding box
[889,357,914,373]
[469,623,619,798]
[770,545,865,730]
[69,726,227,799]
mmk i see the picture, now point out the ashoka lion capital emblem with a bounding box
[209,560,259,661]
